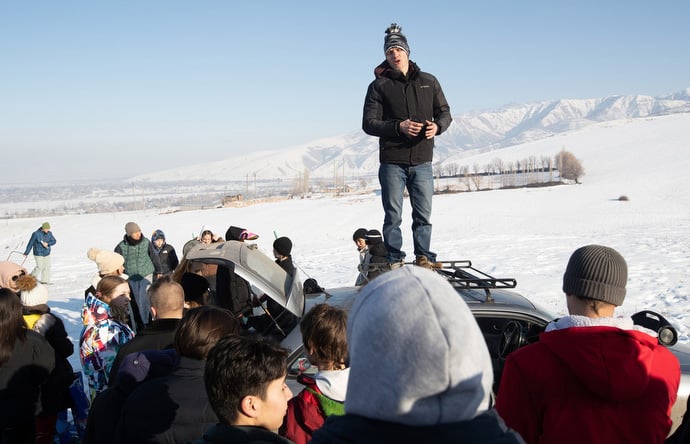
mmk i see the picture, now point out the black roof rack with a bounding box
[433,260,517,303]
[357,260,517,303]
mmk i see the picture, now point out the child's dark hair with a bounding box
[300,304,348,369]
[204,334,289,424]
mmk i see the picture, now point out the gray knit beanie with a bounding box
[125,222,141,237]
[562,245,627,306]
[384,23,410,55]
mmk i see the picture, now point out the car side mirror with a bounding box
[631,310,678,346]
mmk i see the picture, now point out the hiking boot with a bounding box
[389,260,405,270]
[415,256,443,269]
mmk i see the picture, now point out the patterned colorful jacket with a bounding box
[80,293,134,399]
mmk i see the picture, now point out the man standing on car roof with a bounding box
[362,23,452,270]
[495,245,680,444]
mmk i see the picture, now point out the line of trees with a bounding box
[433,149,585,191]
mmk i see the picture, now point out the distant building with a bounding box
[222,194,244,206]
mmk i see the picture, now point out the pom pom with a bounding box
[15,273,38,292]
[386,23,402,35]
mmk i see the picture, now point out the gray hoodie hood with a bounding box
[345,266,493,426]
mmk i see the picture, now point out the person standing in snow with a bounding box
[116,306,241,444]
[0,261,29,293]
[0,288,55,444]
[151,229,179,279]
[360,229,388,283]
[85,247,144,332]
[114,222,162,327]
[108,277,184,382]
[18,278,75,444]
[80,275,135,400]
[23,222,56,285]
[246,236,299,340]
[362,23,452,270]
[495,245,681,444]
[352,228,369,286]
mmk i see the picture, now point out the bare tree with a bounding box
[470,163,483,190]
[540,155,552,182]
[459,165,471,191]
[446,162,459,177]
[555,150,585,183]
[527,155,538,184]
[505,160,516,187]
[485,162,495,189]
[433,161,444,178]
[491,158,505,187]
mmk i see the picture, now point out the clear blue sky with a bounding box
[2,0,689,184]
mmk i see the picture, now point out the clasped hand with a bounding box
[399,119,437,139]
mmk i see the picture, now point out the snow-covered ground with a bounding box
[2,113,689,371]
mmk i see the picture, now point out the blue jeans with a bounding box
[378,162,436,263]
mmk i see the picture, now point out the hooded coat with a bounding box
[495,317,680,444]
[362,60,452,166]
[310,266,524,444]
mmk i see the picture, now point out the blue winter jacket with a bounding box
[24,228,56,256]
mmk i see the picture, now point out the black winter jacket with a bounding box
[84,348,177,444]
[154,243,179,276]
[0,330,55,436]
[195,425,294,444]
[310,409,525,444]
[363,241,388,282]
[363,60,452,165]
[23,305,75,414]
[116,356,217,444]
[215,264,253,317]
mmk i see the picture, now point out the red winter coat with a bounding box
[280,375,344,444]
[495,326,680,444]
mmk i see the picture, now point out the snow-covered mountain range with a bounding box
[131,88,690,183]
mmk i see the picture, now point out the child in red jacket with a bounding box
[280,304,349,444]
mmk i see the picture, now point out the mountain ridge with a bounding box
[131,88,690,183]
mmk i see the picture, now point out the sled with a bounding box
[6,250,28,266]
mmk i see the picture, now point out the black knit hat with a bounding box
[353,228,368,241]
[366,229,383,246]
[180,272,209,305]
[384,23,410,55]
[225,226,245,241]
[562,245,628,306]
[273,237,292,256]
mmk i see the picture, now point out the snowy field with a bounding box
[1,112,689,371]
